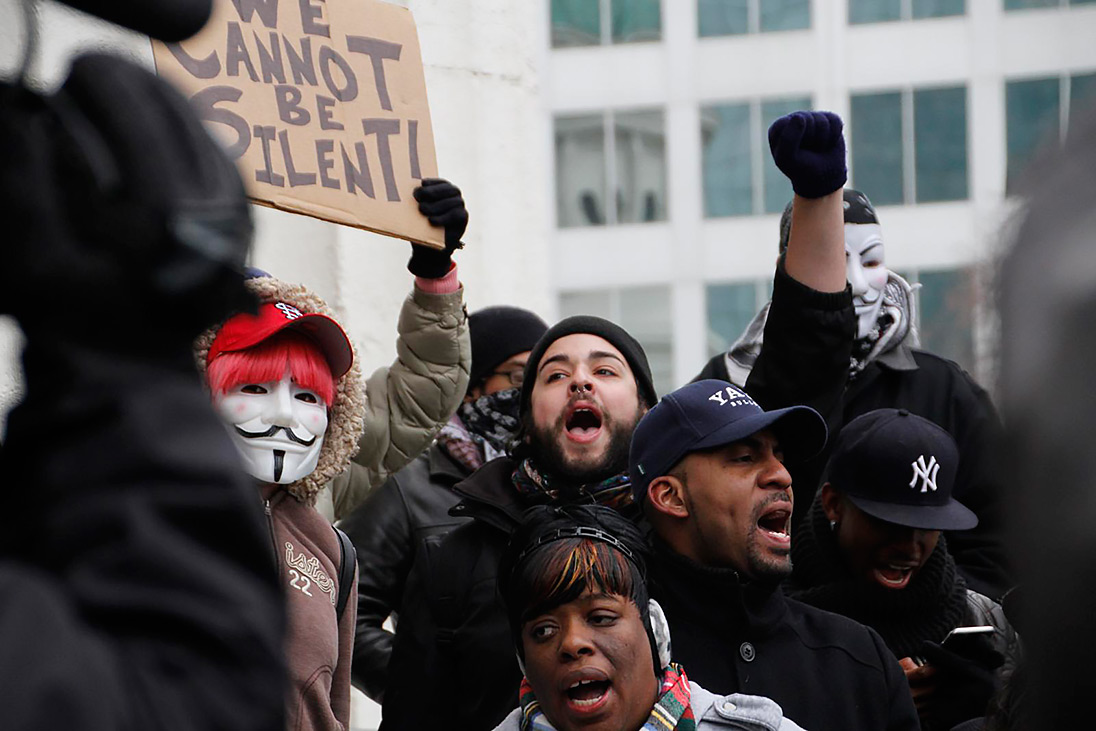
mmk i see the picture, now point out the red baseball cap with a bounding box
[208,302,354,378]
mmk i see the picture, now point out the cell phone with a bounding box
[941,625,996,651]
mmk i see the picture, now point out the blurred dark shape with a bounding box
[59,0,213,42]
[997,106,1096,727]
[1,52,253,341]
[581,190,602,224]
[0,40,284,731]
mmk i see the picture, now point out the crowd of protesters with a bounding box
[7,1,1096,729]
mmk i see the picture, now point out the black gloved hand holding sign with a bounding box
[407,178,468,279]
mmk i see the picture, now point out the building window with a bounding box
[1006,72,1096,193]
[849,85,968,205]
[559,286,674,396]
[555,109,668,228]
[701,95,812,218]
[698,0,810,36]
[706,279,773,357]
[552,0,661,48]
[849,0,963,24]
[1005,0,1094,11]
[900,267,977,374]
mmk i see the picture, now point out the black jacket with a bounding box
[702,266,1011,599]
[0,340,286,731]
[339,443,470,702]
[649,542,920,731]
[379,457,528,731]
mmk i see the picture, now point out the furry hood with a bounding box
[194,276,366,504]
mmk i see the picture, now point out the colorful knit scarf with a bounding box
[436,388,522,472]
[511,458,635,512]
[518,663,695,731]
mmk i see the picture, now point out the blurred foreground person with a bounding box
[495,504,806,731]
[996,107,1096,728]
[788,409,1018,730]
[380,316,658,730]
[0,42,284,731]
[340,305,548,702]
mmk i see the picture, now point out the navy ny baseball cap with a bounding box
[629,380,827,504]
[823,409,977,531]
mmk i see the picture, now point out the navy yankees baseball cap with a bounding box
[823,409,977,531]
[629,379,828,504]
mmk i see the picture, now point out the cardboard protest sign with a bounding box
[152,0,443,247]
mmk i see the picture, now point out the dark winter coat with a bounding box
[378,457,529,731]
[648,541,920,731]
[788,496,1020,730]
[338,443,470,702]
[700,265,1012,598]
[0,340,286,731]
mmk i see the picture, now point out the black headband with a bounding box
[509,525,640,577]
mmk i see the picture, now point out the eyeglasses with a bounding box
[490,367,525,387]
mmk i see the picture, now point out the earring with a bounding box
[829,519,837,531]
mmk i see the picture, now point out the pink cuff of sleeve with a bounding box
[415,263,459,294]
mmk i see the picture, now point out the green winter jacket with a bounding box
[319,284,470,522]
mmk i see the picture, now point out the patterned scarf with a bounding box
[722,269,920,387]
[518,663,695,731]
[436,388,522,473]
[511,458,635,512]
[847,270,918,376]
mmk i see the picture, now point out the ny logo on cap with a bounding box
[909,455,940,493]
[275,302,303,321]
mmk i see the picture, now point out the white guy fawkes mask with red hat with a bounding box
[207,301,353,485]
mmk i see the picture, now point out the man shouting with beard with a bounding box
[378,316,657,731]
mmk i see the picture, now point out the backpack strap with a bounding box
[332,525,356,621]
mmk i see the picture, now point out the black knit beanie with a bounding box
[468,306,549,393]
[519,315,657,416]
[778,187,879,256]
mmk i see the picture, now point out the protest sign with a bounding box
[152,0,443,247]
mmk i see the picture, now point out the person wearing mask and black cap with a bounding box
[699,186,1011,600]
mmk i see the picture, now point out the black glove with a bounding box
[0,53,253,353]
[768,111,847,199]
[407,177,467,279]
[918,638,1004,728]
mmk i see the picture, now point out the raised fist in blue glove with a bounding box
[768,111,847,199]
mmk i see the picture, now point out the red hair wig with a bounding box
[207,330,336,406]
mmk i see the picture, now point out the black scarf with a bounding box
[788,498,969,659]
[436,389,522,472]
